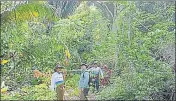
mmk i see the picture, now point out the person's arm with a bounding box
[62,69,67,80]
[109,69,112,76]
[50,74,55,91]
[99,67,104,79]
[78,73,84,88]
[88,68,92,72]
[83,72,89,88]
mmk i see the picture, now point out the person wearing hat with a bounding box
[89,61,104,93]
[50,64,66,100]
[78,63,90,100]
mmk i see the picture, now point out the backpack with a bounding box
[83,71,91,86]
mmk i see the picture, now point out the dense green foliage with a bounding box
[1,1,175,100]
[1,84,56,100]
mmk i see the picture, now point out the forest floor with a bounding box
[64,89,97,100]
[87,93,97,100]
[64,87,104,100]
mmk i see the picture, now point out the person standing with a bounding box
[89,61,104,93]
[103,65,112,86]
[51,64,66,100]
[78,63,90,100]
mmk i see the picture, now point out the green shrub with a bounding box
[97,62,174,100]
[1,84,56,100]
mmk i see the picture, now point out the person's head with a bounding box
[94,63,98,68]
[54,64,64,72]
[80,63,88,70]
[104,65,108,70]
[93,61,98,68]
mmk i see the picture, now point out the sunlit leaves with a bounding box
[33,11,39,17]
[1,87,8,93]
[1,60,9,65]
[1,2,54,24]
[65,49,71,59]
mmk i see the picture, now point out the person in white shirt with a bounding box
[51,64,66,100]
[78,63,90,100]
[89,61,104,93]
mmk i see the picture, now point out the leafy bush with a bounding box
[97,62,174,100]
[65,74,80,96]
[1,84,56,100]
